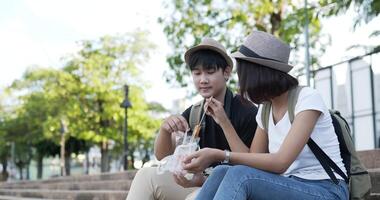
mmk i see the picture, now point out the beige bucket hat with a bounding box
[184,38,233,68]
[231,31,293,73]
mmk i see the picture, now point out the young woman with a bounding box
[182,31,349,200]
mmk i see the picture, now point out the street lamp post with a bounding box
[60,119,66,176]
[120,84,132,170]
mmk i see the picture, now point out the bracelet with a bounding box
[222,150,231,164]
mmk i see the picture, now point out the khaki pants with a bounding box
[126,167,199,200]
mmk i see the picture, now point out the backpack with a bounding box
[261,86,371,200]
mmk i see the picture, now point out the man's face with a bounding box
[191,66,227,98]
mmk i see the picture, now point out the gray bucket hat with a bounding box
[184,38,233,68]
[231,31,293,73]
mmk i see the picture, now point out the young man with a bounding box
[126,38,258,200]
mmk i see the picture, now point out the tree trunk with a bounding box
[129,148,134,169]
[60,133,66,176]
[65,153,71,176]
[100,140,109,172]
[85,151,89,175]
[142,148,150,166]
[18,166,23,180]
[37,154,43,179]
[0,157,8,181]
[26,163,30,180]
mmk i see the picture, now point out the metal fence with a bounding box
[298,50,380,150]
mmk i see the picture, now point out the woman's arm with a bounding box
[183,110,321,174]
[228,110,321,173]
[249,127,269,153]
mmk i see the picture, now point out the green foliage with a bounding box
[160,0,380,87]
[0,30,163,173]
[159,0,326,87]
[319,0,380,27]
[318,0,380,52]
[0,130,10,167]
[61,31,161,150]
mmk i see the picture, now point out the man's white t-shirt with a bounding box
[256,87,347,180]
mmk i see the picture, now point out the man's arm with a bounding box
[154,115,189,160]
[154,128,176,161]
[204,97,252,152]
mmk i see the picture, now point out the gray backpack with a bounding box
[261,86,371,200]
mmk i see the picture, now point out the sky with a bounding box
[0,0,186,109]
[0,0,379,110]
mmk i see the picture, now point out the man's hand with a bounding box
[160,115,189,134]
[173,172,206,188]
[204,97,229,125]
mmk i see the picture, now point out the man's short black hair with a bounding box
[237,59,298,104]
[188,49,228,71]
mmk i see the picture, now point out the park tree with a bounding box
[319,0,380,26]
[0,138,10,181]
[6,34,162,175]
[60,30,161,171]
[7,67,81,178]
[0,130,9,181]
[159,0,326,88]
[319,0,380,52]
[159,0,380,88]
[0,101,10,181]
[9,67,89,177]
[6,30,162,176]
[0,114,31,180]
[0,90,35,180]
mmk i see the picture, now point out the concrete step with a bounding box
[0,170,137,189]
[366,193,380,200]
[357,149,380,169]
[370,169,380,193]
[0,195,59,200]
[0,189,127,200]
[0,180,132,191]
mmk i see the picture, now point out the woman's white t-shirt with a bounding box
[256,87,347,180]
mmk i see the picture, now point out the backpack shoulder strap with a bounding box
[308,138,348,184]
[261,102,271,133]
[189,100,204,132]
[261,86,304,133]
[288,86,305,122]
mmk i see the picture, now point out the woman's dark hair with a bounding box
[188,49,228,71]
[237,59,298,104]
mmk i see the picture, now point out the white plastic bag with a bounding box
[156,131,199,178]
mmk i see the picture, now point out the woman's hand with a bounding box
[173,172,206,188]
[205,97,229,125]
[182,148,222,173]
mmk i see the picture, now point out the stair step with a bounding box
[0,195,59,200]
[0,170,137,188]
[369,169,380,193]
[0,180,132,191]
[0,189,127,200]
[367,193,380,200]
[357,149,380,169]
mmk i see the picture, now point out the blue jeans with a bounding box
[196,165,349,200]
